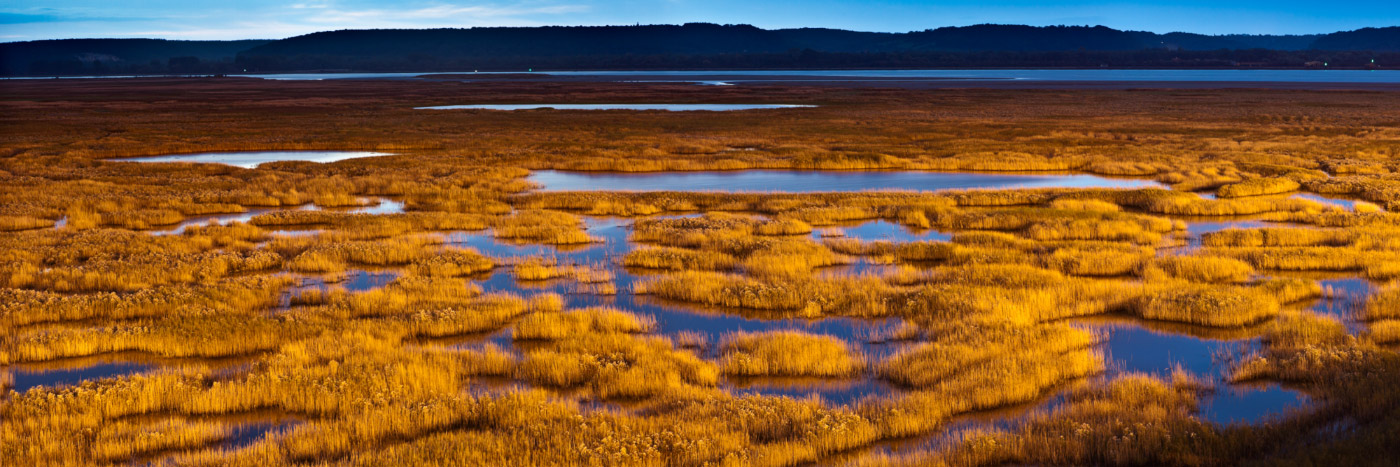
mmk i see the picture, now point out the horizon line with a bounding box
[5,22,1396,44]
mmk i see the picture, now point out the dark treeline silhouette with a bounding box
[3,24,1397,76]
[1,39,271,76]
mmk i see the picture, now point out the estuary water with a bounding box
[13,69,1400,84]
[529,169,1166,192]
[232,69,1400,84]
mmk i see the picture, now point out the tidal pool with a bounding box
[1291,193,1382,212]
[440,214,912,403]
[111,151,392,168]
[1083,317,1310,425]
[8,360,155,393]
[1313,277,1375,327]
[812,219,953,243]
[150,197,405,235]
[6,352,259,393]
[725,376,895,406]
[529,170,1166,193]
[417,104,814,111]
[440,211,1320,427]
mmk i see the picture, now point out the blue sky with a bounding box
[2,0,1397,41]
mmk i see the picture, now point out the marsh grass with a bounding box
[879,324,1098,388]
[1132,285,1281,327]
[621,246,737,271]
[1147,255,1256,284]
[493,209,597,244]
[1363,284,1400,321]
[513,307,655,340]
[719,331,864,377]
[5,81,1400,465]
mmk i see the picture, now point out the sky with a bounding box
[2,0,1397,42]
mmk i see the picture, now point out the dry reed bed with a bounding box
[3,81,1400,465]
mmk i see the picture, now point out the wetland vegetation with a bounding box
[2,77,1399,465]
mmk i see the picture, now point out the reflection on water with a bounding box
[1183,219,1269,248]
[7,360,155,393]
[1080,317,1309,425]
[1309,276,1376,333]
[1158,217,1274,256]
[725,376,894,406]
[1201,382,1311,425]
[110,151,392,168]
[287,269,402,294]
[442,212,1321,425]
[150,206,305,236]
[441,214,912,402]
[1100,324,1239,378]
[149,197,405,235]
[417,104,815,111]
[813,219,952,243]
[334,270,403,291]
[6,352,261,393]
[223,417,303,450]
[1291,193,1382,212]
[217,69,1400,84]
[530,170,1166,193]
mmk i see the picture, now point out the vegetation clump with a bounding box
[719,331,864,377]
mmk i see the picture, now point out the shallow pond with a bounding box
[111,151,392,168]
[441,214,914,403]
[1081,317,1310,425]
[436,211,1322,425]
[1291,193,1382,212]
[7,360,155,393]
[150,197,405,235]
[417,104,814,111]
[5,352,259,393]
[218,69,1400,84]
[1272,272,1377,334]
[529,170,1166,193]
[813,219,953,243]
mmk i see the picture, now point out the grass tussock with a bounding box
[621,246,737,271]
[517,332,718,399]
[718,330,863,377]
[512,307,655,340]
[1363,284,1400,321]
[493,209,596,244]
[878,324,1098,388]
[1147,255,1255,283]
[1217,177,1302,198]
[1132,285,1281,327]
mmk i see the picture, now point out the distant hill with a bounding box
[3,24,1397,76]
[0,39,272,76]
[1311,27,1400,51]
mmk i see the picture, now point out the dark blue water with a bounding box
[813,220,952,242]
[1310,276,1376,333]
[19,70,1398,83]
[229,69,1400,83]
[9,361,154,392]
[531,170,1164,193]
[1084,319,1309,425]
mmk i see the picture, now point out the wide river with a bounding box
[238,69,1400,83]
[12,69,1399,84]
